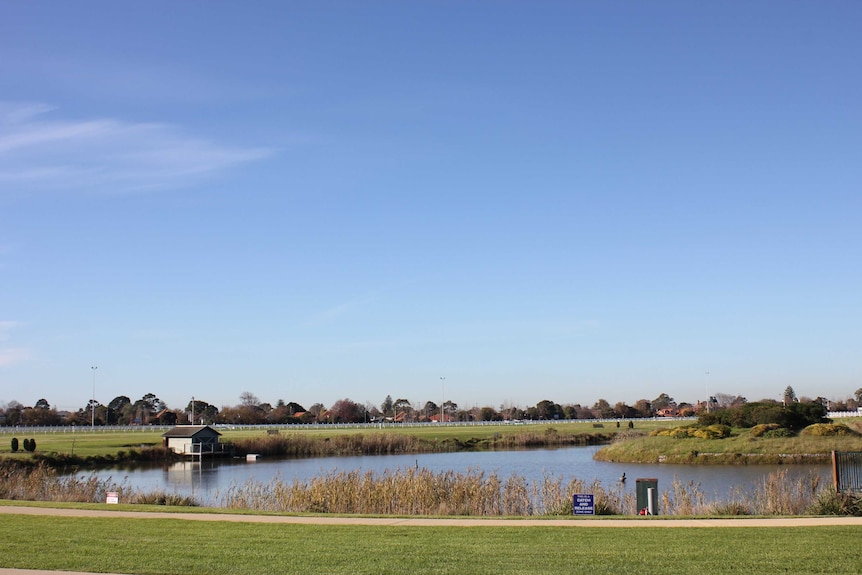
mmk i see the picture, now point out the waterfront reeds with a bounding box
[0,460,196,506]
[2,458,861,516]
[228,429,610,458]
[216,467,634,516]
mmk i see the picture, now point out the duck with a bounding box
[619,472,626,483]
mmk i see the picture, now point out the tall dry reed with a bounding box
[216,468,632,516]
[0,461,197,506]
[0,461,125,503]
[230,430,610,458]
[659,470,826,516]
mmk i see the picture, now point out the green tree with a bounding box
[107,396,131,425]
[783,386,797,405]
[393,398,412,420]
[185,399,218,424]
[592,399,614,419]
[652,393,674,411]
[535,400,563,420]
[381,395,394,417]
[635,399,652,418]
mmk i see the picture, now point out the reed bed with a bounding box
[217,468,634,516]
[230,430,611,458]
[0,460,196,506]
[3,459,859,516]
[659,469,829,516]
[0,461,127,503]
[231,433,443,457]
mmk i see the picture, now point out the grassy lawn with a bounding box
[4,418,859,463]
[0,428,167,459]
[0,421,663,459]
[0,513,859,574]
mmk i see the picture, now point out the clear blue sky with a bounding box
[2,1,860,414]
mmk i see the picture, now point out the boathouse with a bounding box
[162,425,222,456]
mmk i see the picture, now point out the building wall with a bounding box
[167,437,193,454]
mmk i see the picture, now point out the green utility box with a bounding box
[636,478,658,515]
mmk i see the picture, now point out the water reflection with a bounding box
[89,446,830,507]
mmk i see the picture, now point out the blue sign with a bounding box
[573,493,595,515]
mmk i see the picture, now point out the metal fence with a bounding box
[0,416,697,435]
[832,451,862,493]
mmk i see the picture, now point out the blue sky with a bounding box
[1,1,860,414]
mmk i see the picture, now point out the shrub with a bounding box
[699,400,829,430]
[653,424,730,440]
[691,425,731,440]
[131,491,198,506]
[652,426,695,438]
[800,423,858,437]
[750,423,781,437]
[10,438,18,452]
[762,428,795,438]
[709,502,751,516]
[807,490,862,516]
[22,439,31,452]
[28,438,36,452]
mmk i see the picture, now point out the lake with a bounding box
[86,446,831,507]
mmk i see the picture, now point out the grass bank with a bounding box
[0,513,860,574]
[229,427,609,457]
[595,421,862,464]
[0,422,627,466]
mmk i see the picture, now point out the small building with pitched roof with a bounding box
[162,425,222,455]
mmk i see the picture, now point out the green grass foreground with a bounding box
[0,513,860,575]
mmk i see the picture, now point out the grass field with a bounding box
[0,512,860,574]
[595,420,862,464]
[2,418,860,464]
[0,421,656,459]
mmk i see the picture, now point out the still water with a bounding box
[88,446,829,506]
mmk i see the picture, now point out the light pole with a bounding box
[440,376,445,424]
[705,371,710,414]
[91,366,98,426]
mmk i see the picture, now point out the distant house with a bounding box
[428,413,453,423]
[162,425,221,455]
[155,408,177,426]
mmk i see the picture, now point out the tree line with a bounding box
[2,386,860,427]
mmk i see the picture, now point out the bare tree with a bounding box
[240,391,260,407]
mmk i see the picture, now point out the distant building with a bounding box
[162,425,221,455]
[428,413,453,423]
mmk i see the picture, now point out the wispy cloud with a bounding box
[0,347,32,367]
[0,321,22,341]
[307,296,376,327]
[305,286,399,328]
[0,321,31,367]
[0,102,271,196]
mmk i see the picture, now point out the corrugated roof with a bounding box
[162,425,221,438]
